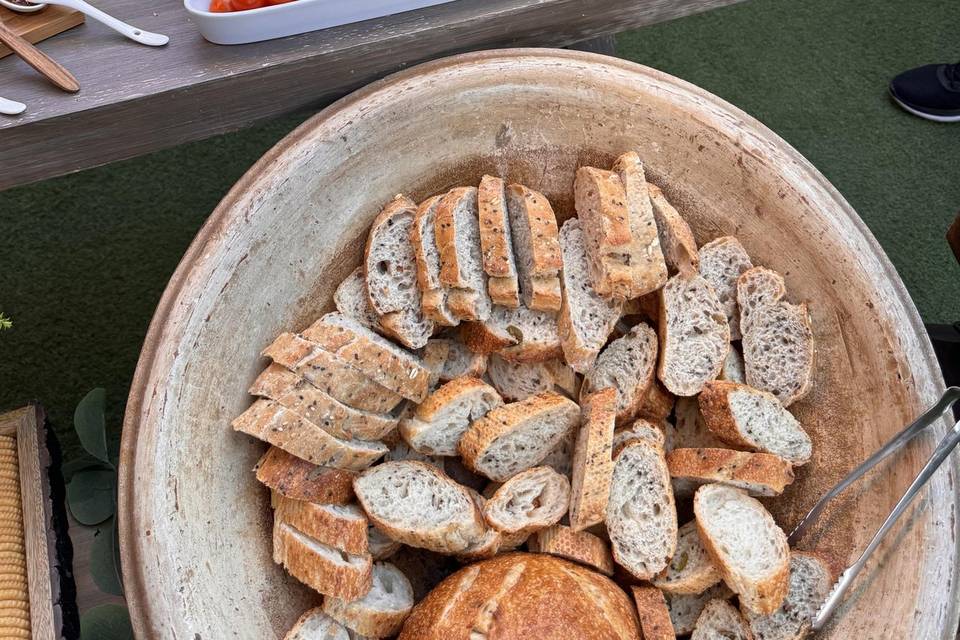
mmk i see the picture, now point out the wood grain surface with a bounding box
[0,0,743,190]
[0,6,83,58]
[0,19,79,91]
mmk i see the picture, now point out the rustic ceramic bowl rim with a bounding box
[117,47,959,638]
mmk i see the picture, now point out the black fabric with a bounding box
[927,323,960,420]
[45,422,80,640]
[890,63,960,115]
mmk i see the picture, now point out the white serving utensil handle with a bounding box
[0,96,26,115]
[46,0,169,46]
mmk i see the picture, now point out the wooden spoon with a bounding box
[0,20,79,92]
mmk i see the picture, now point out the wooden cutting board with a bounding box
[0,5,83,59]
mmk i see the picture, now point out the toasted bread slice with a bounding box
[478,175,521,307]
[272,521,373,600]
[458,391,580,482]
[581,322,659,425]
[435,186,493,322]
[461,303,562,363]
[411,194,459,326]
[274,495,369,555]
[323,561,414,638]
[653,520,722,595]
[282,608,352,640]
[334,266,382,331]
[611,152,670,295]
[647,182,699,276]
[399,377,502,456]
[569,388,617,531]
[694,484,789,615]
[483,466,570,534]
[529,524,615,576]
[506,183,563,311]
[667,448,795,497]
[630,585,676,640]
[742,552,835,640]
[255,447,356,504]
[666,583,735,636]
[698,237,754,340]
[691,598,753,640]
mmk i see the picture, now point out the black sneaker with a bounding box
[889,62,960,122]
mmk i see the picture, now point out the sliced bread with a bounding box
[540,426,577,478]
[737,267,787,336]
[334,266,381,331]
[557,217,624,372]
[647,182,699,276]
[743,552,835,640]
[667,448,796,497]
[638,381,676,422]
[487,355,577,402]
[653,520,722,595]
[435,186,492,322]
[254,446,356,504]
[612,418,667,452]
[478,175,520,307]
[694,483,789,614]
[233,400,387,471]
[720,345,746,384]
[383,439,445,470]
[274,495,369,555]
[674,397,726,449]
[698,381,812,465]
[483,465,570,534]
[424,338,487,382]
[630,585,676,640]
[410,194,458,326]
[272,521,373,600]
[353,461,487,553]
[666,583,735,636]
[302,312,431,403]
[458,391,580,482]
[460,303,561,362]
[399,377,503,456]
[323,561,414,638]
[606,439,677,580]
[545,359,581,398]
[368,524,402,561]
[569,388,617,531]
[283,608,352,640]
[658,273,730,396]
[580,322,659,425]
[529,524,615,576]
[691,598,753,640]
[698,237,754,340]
[506,183,563,311]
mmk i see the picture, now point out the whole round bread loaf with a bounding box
[397,552,640,640]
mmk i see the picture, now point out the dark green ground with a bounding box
[0,0,957,458]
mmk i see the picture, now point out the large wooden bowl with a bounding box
[118,49,958,638]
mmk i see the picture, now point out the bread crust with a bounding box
[630,585,675,640]
[272,521,373,600]
[569,388,617,531]
[506,183,563,311]
[573,166,637,298]
[411,195,459,326]
[435,187,477,289]
[400,376,502,456]
[479,176,521,308]
[638,381,676,422]
[255,447,356,504]
[652,520,722,595]
[667,448,795,497]
[483,466,570,534]
[529,524,615,576]
[274,495,369,555]
[323,562,414,637]
[460,317,563,363]
[611,152,669,298]
[646,182,700,276]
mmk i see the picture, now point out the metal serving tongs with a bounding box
[790,386,960,631]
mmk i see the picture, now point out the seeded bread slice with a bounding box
[653,520,722,595]
[737,267,787,335]
[368,524,402,561]
[411,194,459,326]
[743,552,835,640]
[540,426,577,478]
[691,598,754,640]
[667,583,735,636]
[569,388,617,531]
[323,561,414,638]
[639,381,676,422]
[630,585,677,640]
[255,447,356,504]
[383,439,446,471]
[283,608,352,640]
[272,521,373,600]
[581,322,659,425]
[303,313,431,403]
[423,338,487,384]
[458,392,580,482]
[606,440,677,580]
[529,524,615,576]
[674,397,726,450]
[667,448,796,497]
[274,495,369,555]
[694,484,789,614]
[399,377,503,456]
[460,304,561,363]
[335,266,382,331]
[353,461,487,553]
[658,273,730,396]
[613,418,667,452]
[478,175,521,307]
[698,237,754,340]
[233,400,387,471]
[435,186,492,322]
[647,182,699,276]
[720,345,746,383]
[699,381,812,465]
[558,217,624,372]
[483,465,570,534]
[506,183,563,311]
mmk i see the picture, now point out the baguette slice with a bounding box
[691,599,753,640]
[694,484,789,614]
[558,217,624,372]
[653,520,722,595]
[483,466,570,534]
[647,182,699,276]
[458,391,580,482]
[334,266,381,331]
[250,364,397,441]
[613,418,667,452]
[545,359,581,398]
[630,585,677,640]
[506,183,563,311]
[461,303,561,363]
[384,439,445,470]
[435,186,492,322]
[263,332,403,413]
[667,448,795,497]
[638,381,676,422]
[720,345,746,384]
[737,267,787,335]
[455,488,506,562]
[569,388,617,531]
[411,194,459,326]
[698,237,754,340]
[233,400,387,471]
[540,426,577,478]
[667,583,735,636]
[741,303,814,407]
[368,524,401,561]
[399,377,503,456]
[272,521,373,600]
[529,524,615,576]
[353,461,487,553]
[743,552,835,640]
[323,561,414,638]
[581,322,659,425]
[283,608,352,640]
[255,447,356,504]
[274,495,369,555]
[658,273,730,396]
[478,175,521,307]
[302,312,431,403]
[606,440,677,580]
[486,355,578,402]
[698,381,812,465]
[423,338,487,382]
[674,397,726,449]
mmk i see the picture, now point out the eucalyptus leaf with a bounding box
[74,388,111,465]
[90,518,123,596]
[61,456,111,483]
[80,604,133,640]
[67,469,116,526]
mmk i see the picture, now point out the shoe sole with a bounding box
[891,94,960,122]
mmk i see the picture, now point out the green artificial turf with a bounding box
[0,0,957,458]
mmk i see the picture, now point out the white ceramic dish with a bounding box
[183,0,455,45]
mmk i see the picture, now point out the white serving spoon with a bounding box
[0,0,169,46]
[0,96,26,115]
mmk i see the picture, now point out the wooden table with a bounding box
[0,0,742,190]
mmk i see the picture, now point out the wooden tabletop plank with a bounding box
[0,0,742,189]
